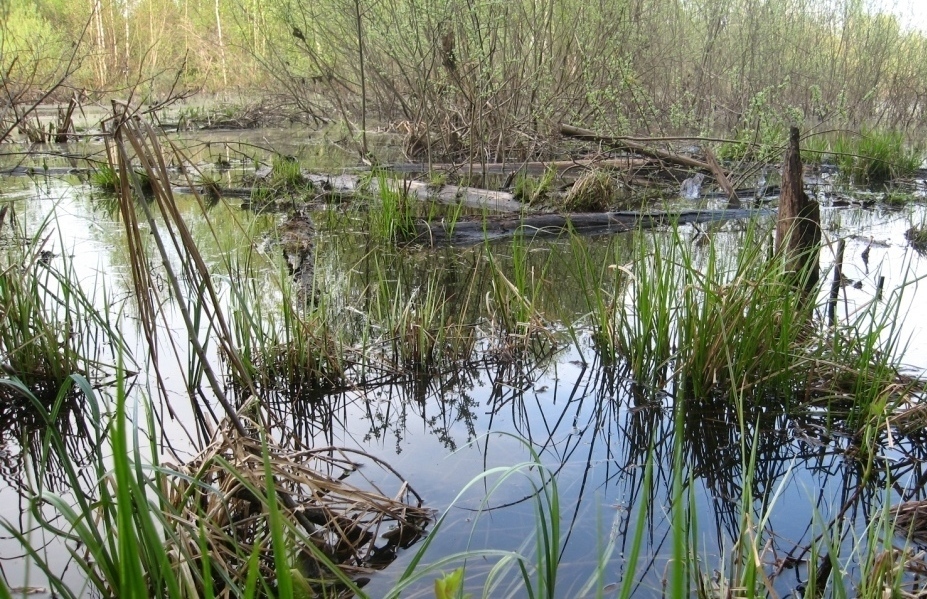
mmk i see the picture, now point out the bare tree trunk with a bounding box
[354,0,368,159]
[215,0,228,87]
[776,126,821,291]
[93,0,107,83]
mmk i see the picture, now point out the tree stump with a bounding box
[776,127,820,291]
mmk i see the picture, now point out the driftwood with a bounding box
[775,127,821,290]
[412,208,766,245]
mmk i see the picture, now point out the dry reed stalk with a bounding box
[162,407,432,593]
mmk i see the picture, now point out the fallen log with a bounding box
[306,173,525,212]
[412,208,768,246]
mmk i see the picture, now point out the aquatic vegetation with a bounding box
[370,174,417,244]
[565,220,922,421]
[823,129,923,183]
[90,164,152,195]
[0,211,129,400]
[512,167,556,206]
[562,169,621,211]
[905,224,927,254]
[230,258,347,399]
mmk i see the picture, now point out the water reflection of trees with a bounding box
[247,343,927,593]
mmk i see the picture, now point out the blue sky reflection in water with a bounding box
[1,174,927,597]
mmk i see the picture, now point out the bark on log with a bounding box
[306,173,525,213]
[412,208,765,245]
[775,127,821,290]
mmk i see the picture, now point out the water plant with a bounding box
[562,169,621,211]
[370,174,417,244]
[512,167,556,206]
[0,209,129,399]
[90,164,152,195]
[827,129,922,183]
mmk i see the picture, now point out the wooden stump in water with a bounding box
[776,127,821,291]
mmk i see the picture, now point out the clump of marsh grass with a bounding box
[570,219,921,419]
[0,211,129,401]
[483,232,556,357]
[370,174,417,244]
[512,167,556,206]
[829,129,922,183]
[90,164,152,195]
[562,169,621,211]
[229,258,347,400]
[369,260,478,373]
[248,155,312,205]
[904,224,927,254]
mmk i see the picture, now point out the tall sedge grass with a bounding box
[0,209,130,398]
[568,220,920,418]
[370,174,417,244]
[229,252,347,399]
[368,254,477,373]
[0,372,376,598]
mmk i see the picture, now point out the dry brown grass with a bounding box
[162,406,433,594]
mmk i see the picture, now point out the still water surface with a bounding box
[1,165,926,597]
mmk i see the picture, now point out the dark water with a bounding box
[1,162,926,597]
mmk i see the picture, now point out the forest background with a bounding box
[2,0,927,161]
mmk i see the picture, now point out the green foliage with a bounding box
[434,568,470,599]
[90,165,152,196]
[815,129,923,183]
[89,165,120,190]
[370,174,417,243]
[513,168,556,206]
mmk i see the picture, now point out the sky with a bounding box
[877,0,927,30]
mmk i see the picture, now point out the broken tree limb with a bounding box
[560,123,740,201]
[703,148,740,208]
[775,127,821,291]
[560,123,715,171]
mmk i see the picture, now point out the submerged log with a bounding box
[775,127,821,290]
[413,208,767,245]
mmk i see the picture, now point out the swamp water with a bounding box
[1,148,927,597]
